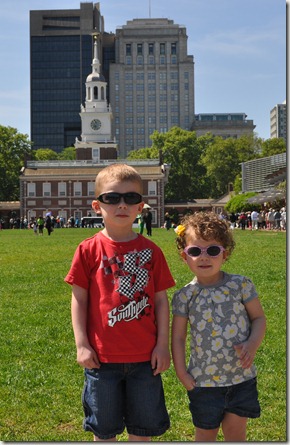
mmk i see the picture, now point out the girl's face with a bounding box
[182,229,228,286]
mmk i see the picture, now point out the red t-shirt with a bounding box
[65,232,175,363]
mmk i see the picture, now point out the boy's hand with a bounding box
[151,345,170,376]
[76,345,100,369]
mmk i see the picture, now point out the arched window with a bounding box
[101,86,105,100]
[94,86,98,100]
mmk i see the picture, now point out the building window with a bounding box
[87,182,95,196]
[137,56,143,65]
[58,182,66,197]
[92,148,100,162]
[148,181,157,196]
[27,182,36,197]
[160,43,165,55]
[171,43,177,55]
[149,43,154,55]
[43,183,51,197]
[137,44,143,55]
[126,44,131,56]
[74,182,82,196]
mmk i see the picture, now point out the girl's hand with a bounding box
[179,371,196,391]
[234,341,256,369]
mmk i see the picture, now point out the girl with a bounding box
[171,211,266,442]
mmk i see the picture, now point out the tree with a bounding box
[0,125,32,201]
[200,135,261,198]
[260,138,286,157]
[150,128,213,201]
[58,146,76,160]
[224,192,258,214]
[34,148,59,161]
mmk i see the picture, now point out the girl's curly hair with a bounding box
[176,211,235,258]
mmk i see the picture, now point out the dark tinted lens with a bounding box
[186,246,202,257]
[100,193,120,204]
[207,246,222,256]
[124,192,142,204]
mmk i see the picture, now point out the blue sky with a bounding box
[0,0,286,141]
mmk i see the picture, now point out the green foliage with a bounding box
[260,138,286,157]
[0,228,286,441]
[224,192,259,213]
[34,148,59,161]
[58,146,76,160]
[150,127,213,200]
[200,135,262,198]
[0,125,32,200]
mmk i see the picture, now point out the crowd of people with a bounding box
[227,208,286,231]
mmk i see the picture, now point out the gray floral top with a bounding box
[172,272,258,387]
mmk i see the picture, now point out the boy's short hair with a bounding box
[176,211,235,257]
[95,163,143,196]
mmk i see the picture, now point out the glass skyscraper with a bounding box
[30,3,105,152]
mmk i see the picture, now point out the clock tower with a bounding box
[75,35,117,162]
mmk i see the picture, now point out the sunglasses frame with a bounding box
[184,245,225,258]
[97,192,143,205]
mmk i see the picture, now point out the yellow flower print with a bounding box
[205,364,218,375]
[237,315,247,332]
[212,338,224,351]
[197,319,206,331]
[224,324,238,339]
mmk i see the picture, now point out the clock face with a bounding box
[90,119,102,130]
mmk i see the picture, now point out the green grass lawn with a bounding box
[0,227,286,441]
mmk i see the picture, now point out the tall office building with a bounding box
[30,4,195,157]
[270,101,287,143]
[30,2,110,152]
[110,19,195,158]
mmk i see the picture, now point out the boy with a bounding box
[65,164,175,441]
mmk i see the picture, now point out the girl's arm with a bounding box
[71,284,100,369]
[151,290,170,375]
[171,315,195,391]
[234,297,266,369]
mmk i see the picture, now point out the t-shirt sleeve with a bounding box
[64,242,92,290]
[240,276,258,304]
[171,288,189,317]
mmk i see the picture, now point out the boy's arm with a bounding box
[171,315,195,390]
[71,284,100,369]
[151,290,170,375]
[234,297,266,369]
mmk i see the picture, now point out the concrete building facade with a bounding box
[270,101,287,143]
[191,113,256,139]
[109,18,195,157]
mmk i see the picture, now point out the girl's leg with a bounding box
[221,412,247,442]
[94,435,116,441]
[194,427,219,442]
[128,435,150,441]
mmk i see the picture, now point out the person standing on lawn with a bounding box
[65,163,175,442]
[171,211,266,442]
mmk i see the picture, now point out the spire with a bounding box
[92,35,100,75]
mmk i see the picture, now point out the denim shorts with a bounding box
[187,377,261,430]
[82,362,170,440]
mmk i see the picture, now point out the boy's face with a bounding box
[92,180,144,229]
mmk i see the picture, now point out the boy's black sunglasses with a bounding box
[184,245,225,257]
[97,192,143,205]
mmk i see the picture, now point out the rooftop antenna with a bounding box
[149,0,151,18]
